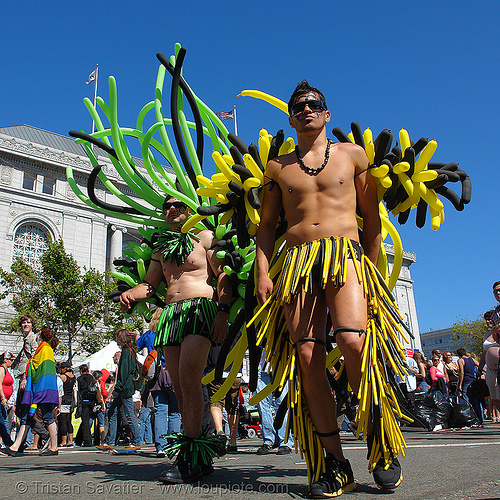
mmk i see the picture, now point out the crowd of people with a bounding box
[0,313,289,462]
[406,347,494,425]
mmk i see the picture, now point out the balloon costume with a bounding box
[67,43,471,485]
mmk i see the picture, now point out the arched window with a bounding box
[12,222,51,271]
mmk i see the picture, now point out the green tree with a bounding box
[450,315,490,358]
[0,239,139,360]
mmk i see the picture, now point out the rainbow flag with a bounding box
[22,341,59,407]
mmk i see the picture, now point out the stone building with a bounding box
[419,328,455,358]
[0,124,172,355]
[0,124,422,358]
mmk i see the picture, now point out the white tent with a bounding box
[82,341,145,372]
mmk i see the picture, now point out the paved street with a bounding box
[0,423,499,500]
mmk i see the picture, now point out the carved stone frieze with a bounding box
[0,135,89,171]
[1,165,13,185]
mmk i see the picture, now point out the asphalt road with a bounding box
[0,423,499,500]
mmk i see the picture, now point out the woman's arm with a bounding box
[0,367,7,407]
[477,349,486,376]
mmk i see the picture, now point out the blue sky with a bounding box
[2,1,499,332]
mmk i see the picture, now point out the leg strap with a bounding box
[292,337,326,349]
[331,327,366,343]
[314,428,340,438]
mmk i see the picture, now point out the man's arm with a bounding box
[119,256,163,312]
[457,357,464,390]
[353,146,382,264]
[406,359,419,376]
[206,234,232,344]
[255,160,282,305]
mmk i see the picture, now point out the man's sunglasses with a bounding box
[163,202,187,211]
[290,99,326,116]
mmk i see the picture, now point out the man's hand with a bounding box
[256,276,274,305]
[20,378,26,390]
[119,290,135,312]
[211,312,229,344]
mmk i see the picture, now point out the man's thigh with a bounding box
[325,260,367,331]
[179,334,212,382]
[284,283,328,343]
[163,346,181,391]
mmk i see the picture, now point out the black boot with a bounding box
[158,454,204,484]
[159,434,219,484]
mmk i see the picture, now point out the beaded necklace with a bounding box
[295,138,333,176]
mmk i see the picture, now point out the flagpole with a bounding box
[91,64,99,135]
[233,105,238,136]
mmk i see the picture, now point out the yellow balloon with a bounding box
[181,213,205,233]
[416,182,444,212]
[258,134,271,167]
[244,193,261,224]
[279,137,295,155]
[243,177,261,190]
[399,129,411,155]
[370,164,390,178]
[393,161,410,174]
[196,187,221,197]
[219,208,234,225]
[196,175,214,188]
[243,153,264,183]
[411,170,438,183]
[380,176,392,189]
[220,155,233,167]
[212,151,236,180]
[363,128,375,163]
[215,193,229,203]
[399,173,415,198]
[430,207,441,231]
[414,140,437,173]
[238,90,289,114]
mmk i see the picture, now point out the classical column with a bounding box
[109,225,126,272]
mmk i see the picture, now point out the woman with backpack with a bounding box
[96,329,141,450]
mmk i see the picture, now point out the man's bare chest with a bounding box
[160,244,208,278]
[277,161,355,197]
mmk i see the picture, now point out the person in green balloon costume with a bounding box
[120,195,232,483]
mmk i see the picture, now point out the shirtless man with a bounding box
[256,81,401,497]
[120,195,231,483]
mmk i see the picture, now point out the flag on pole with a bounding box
[85,69,97,85]
[218,110,234,121]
